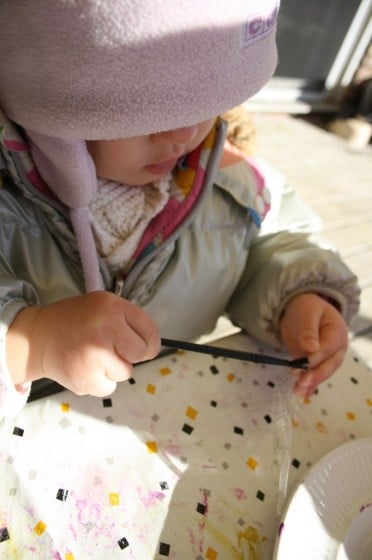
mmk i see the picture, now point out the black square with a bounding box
[210,365,219,375]
[160,481,169,491]
[182,423,194,435]
[267,381,275,388]
[264,414,272,424]
[292,458,301,469]
[159,542,170,556]
[256,490,265,501]
[0,527,10,542]
[102,398,112,407]
[12,426,24,437]
[210,400,218,407]
[128,378,136,385]
[196,502,207,515]
[56,488,69,501]
[118,537,129,550]
[350,377,358,384]
[234,426,244,435]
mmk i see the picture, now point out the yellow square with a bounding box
[65,554,75,560]
[160,367,171,376]
[147,384,156,394]
[61,403,70,412]
[109,493,120,506]
[316,421,326,433]
[34,521,47,536]
[346,411,356,421]
[292,417,299,428]
[146,441,158,454]
[186,406,198,420]
[227,373,235,382]
[246,457,258,470]
[206,547,218,560]
[366,398,372,407]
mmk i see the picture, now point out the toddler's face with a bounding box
[87,118,215,186]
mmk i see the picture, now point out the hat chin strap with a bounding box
[26,130,103,292]
[70,207,102,292]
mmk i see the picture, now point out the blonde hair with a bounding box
[221,105,257,156]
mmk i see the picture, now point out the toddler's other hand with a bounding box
[8,292,160,397]
[279,292,348,398]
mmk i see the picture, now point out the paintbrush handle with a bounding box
[161,338,308,369]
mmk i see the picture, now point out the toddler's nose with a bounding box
[151,125,199,145]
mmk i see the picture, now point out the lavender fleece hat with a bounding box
[0,0,280,291]
[0,0,280,140]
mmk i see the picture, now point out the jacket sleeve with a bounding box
[227,230,360,348]
[0,290,33,420]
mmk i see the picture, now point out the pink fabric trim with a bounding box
[26,168,56,198]
[131,147,207,264]
[3,139,28,152]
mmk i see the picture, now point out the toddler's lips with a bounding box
[145,158,179,175]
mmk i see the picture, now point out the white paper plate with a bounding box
[274,438,372,560]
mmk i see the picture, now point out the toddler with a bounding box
[0,0,359,418]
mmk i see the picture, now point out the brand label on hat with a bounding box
[242,1,279,47]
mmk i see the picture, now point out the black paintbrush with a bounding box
[161,338,309,369]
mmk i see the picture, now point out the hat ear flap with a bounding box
[26,130,102,292]
[26,130,97,209]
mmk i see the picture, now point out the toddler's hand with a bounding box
[279,292,348,398]
[7,292,160,397]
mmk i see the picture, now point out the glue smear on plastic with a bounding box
[272,373,300,515]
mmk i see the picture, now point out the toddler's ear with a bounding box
[25,130,97,208]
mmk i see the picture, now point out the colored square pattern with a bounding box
[56,488,69,501]
[12,426,24,437]
[256,490,265,501]
[159,542,170,556]
[34,521,47,536]
[316,421,326,432]
[0,527,10,542]
[246,457,258,470]
[0,335,370,559]
[118,537,129,550]
[109,493,120,506]
[196,502,207,515]
[146,441,158,453]
[206,547,218,559]
[182,423,194,435]
[186,405,198,420]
